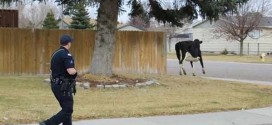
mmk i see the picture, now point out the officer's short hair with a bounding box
[60,34,73,45]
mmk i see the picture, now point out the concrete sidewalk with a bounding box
[72,107,272,125]
[26,107,272,125]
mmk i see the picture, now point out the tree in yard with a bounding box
[69,2,94,29]
[42,10,59,29]
[23,2,59,28]
[214,0,271,56]
[0,0,249,76]
[128,1,150,29]
[128,15,150,29]
[0,1,59,28]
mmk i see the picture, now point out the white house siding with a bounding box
[58,21,69,29]
[167,35,193,52]
[191,21,272,55]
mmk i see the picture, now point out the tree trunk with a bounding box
[239,40,244,56]
[89,0,119,76]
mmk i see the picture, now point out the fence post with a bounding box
[257,43,260,55]
[168,36,171,52]
[247,43,249,55]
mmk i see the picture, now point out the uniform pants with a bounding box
[45,82,74,125]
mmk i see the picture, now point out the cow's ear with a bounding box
[200,41,203,44]
[194,39,199,42]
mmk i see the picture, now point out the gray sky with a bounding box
[87,0,176,23]
[88,5,131,23]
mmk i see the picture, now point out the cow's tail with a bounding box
[175,42,181,62]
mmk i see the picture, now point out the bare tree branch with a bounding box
[214,0,269,55]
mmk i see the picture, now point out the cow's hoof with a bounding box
[202,70,206,74]
[179,71,183,75]
[182,70,187,75]
[192,73,196,76]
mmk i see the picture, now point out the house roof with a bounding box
[62,16,97,25]
[170,33,192,38]
[62,16,125,28]
[192,20,210,28]
[259,17,272,27]
[117,24,145,31]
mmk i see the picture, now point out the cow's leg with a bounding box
[179,51,187,75]
[175,43,183,75]
[190,61,196,76]
[199,55,205,74]
[179,64,183,75]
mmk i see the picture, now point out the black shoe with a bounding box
[39,121,47,125]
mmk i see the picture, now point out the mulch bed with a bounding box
[77,74,148,87]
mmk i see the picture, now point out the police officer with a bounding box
[40,34,77,125]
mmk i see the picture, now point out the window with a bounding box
[248,29,261,39]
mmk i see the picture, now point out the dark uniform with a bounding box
[42,35,77,125]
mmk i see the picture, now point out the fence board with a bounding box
[0,28,166,74]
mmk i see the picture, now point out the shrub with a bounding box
[221,48,228,55]
[230,51,237,55]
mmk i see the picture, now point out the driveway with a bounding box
[167,59,272,84]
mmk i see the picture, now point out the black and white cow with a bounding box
[175,39,206,76]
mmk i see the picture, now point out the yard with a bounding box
[1,74,272,124]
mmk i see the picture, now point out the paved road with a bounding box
[167,59,272,83]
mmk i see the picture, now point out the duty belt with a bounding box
[51,76,77,95]
[50,77,63,85]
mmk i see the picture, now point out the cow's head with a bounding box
[192,39,202,48]
[194,39,203,44]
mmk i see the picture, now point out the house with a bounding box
[166,23,194,52]
[191,17,272,55]
[58,19,70,29]
[0,9,18,27]
[168,17,272,55]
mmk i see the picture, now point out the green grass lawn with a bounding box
[1,75,272,124]
[168,53,272,63]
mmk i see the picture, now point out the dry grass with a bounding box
[167,53,272,63]
[1,75,272,124]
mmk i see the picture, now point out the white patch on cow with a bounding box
[70,60,73,64]
[192,63,195,76]
[185,52,199,62]
[68,53,72,56]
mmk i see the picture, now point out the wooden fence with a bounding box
[0,28,166,75]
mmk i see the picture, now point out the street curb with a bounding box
[202,77,272,85]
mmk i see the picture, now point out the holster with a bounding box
[70,79,76,95]
[60,77,76,95]
[60,78,69,92]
